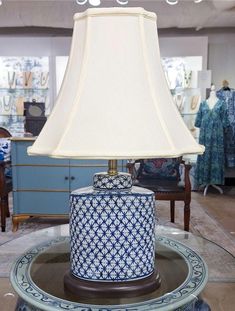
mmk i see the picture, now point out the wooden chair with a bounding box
[0,127,12,232]
[127,158,192,231]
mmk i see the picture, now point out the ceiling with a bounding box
[1,0,235,30]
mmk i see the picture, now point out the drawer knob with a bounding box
[65,176,69,180]
[71,176,75,180]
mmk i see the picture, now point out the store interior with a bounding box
[0,1,235,311]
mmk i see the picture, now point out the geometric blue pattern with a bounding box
[15,297,211,311]
[0,138,11,162]
[70,175,155,282]
[93,172,132,190]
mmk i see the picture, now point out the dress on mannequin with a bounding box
[195,85,229,195]
[216,80,235,168]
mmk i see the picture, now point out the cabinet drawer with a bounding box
[69,159,108,166]
[12,141,69,166]
[13,191,70,215]
[13,166,69,190]
[69,159,125,170]
[69,166,105,191]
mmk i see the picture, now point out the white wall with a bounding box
[207,33,235,89]
[159,36,208,70]
[0,36,72,110]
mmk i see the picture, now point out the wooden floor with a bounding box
[157,187,235,311]
[192,188,235,239]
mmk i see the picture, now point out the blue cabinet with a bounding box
[11,138,125,231]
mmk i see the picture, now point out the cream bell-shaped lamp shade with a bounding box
[28,7,204,159]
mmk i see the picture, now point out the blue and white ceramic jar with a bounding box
[70,172,155,282]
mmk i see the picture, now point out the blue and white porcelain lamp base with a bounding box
[64,170,161,298]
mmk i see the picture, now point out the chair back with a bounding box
[0,127,11,138]
[0,128,11,163]
[137,157,182,181]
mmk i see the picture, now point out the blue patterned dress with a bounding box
[195,100,229,186]
[216,88,235,167]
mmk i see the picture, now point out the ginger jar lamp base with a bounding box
[65,170,160,298]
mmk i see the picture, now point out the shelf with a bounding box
[181,113,198,116]
[171,87,200,91]
[0,115,25,118]
[0,88,48,91]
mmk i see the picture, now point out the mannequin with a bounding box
[206,84,218,110]
[222,79,230,91]
[217,80,235,168]
[195,84,229,196]
[203,85,223,195]
[203,184,223,196]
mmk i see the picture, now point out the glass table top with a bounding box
[0,225,235,311]
[31,240,189,304]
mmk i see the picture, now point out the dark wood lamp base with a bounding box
[64,270,161,298]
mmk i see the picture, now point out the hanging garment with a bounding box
[216,88,235,167]
[195,100,229,186]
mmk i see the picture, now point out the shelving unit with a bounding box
[161,56,204,154]
[161,56,205,190]
[0,56,49,136]
[0,88,49,136]
[172,87,201,145]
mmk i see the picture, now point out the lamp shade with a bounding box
[28,7,204,159]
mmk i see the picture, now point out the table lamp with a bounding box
[28,7,204,298]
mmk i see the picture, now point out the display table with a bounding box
[12,237,207,311]
[1,225,235,310]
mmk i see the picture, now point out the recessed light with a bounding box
[166,0,179,5]
[117,0,129,4]
[76,0,88,5]
[89,0,101,6]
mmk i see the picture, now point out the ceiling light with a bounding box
[76,0,88,4]
[166,0,179,5]
[165,0,203,4]
[0,0,2,6]
[76,0,128,5]
[116,0,129,4]
[89,0,101,5]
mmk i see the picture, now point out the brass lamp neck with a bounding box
[108,160,118,176]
